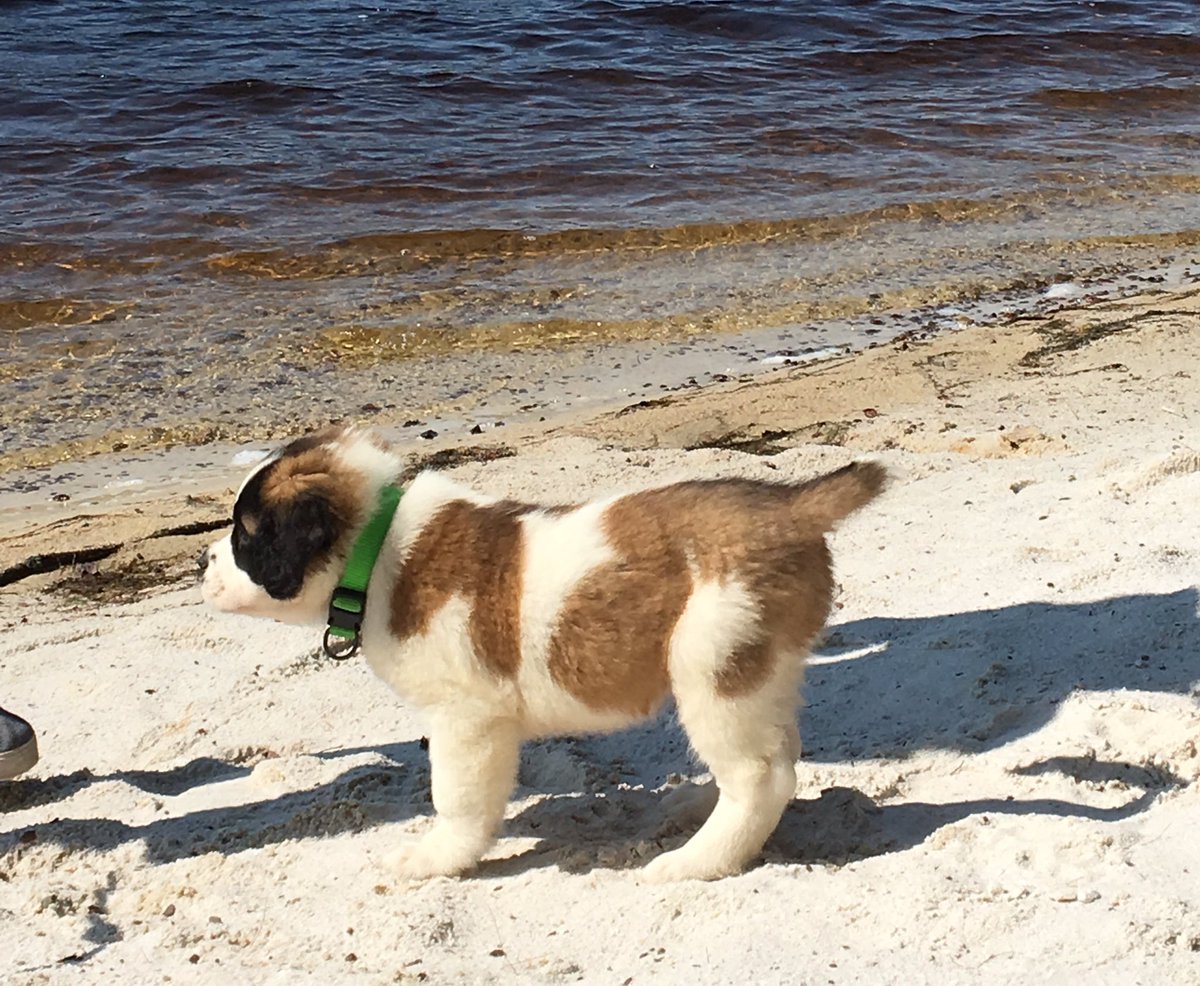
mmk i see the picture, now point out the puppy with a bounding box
[201,427,884,881]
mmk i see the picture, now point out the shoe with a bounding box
[0,707,38,780]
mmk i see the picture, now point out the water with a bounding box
[2,1,1200,464]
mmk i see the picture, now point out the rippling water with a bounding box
[2,0,1199,459]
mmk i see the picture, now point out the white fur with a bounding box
[364,595,513,711]
[641,579,802,881]
[369,483,806,882]
[333,430,403,496]
[201,534,338,625]
[386,708,521,879]
[669,577,763,683]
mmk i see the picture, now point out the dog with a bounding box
[200,426,885,881]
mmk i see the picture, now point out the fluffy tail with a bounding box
[790,461,887,531]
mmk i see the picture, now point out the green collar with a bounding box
[322,484,403,660]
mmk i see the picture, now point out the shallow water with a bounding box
[2,1,1199,457]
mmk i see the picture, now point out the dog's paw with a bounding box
[640,848,740,883]
[385,828,482,880]
[385,843,471,880]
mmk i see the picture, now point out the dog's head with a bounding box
[200,427,397,624]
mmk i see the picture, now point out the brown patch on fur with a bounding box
[390,500,527,677]
[260,447,336,505]
[545,506,689,715]
[236,439,348,548]
[547,465,883,710]
[787,461,887,530]
[714,638,775,698]
[257,445,366,534]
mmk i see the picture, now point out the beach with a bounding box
[2,281,1199,984]
[4,1,1200,980]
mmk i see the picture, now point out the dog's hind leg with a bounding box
[642,650,802,882]
[387,711,521,880]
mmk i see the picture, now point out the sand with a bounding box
[2,283,1200,985]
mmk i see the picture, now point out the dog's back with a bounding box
[381,463,885,736]
[529,464,885,718]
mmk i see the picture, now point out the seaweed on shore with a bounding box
[686,429,794,456]
[686,419,857,455]
[0,518,227,589]
[1019,310,1170,367]
[613,396,675,418]
[401,444,517,481]
[49,558,184,605]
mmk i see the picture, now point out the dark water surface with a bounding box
[2,1,1200,460]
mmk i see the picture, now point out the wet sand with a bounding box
[5,218,1200,478]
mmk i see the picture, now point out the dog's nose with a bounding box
[196,549,210,576]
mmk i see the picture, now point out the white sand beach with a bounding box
[3,284,1200,984]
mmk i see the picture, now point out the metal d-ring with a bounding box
[322,626,360,660]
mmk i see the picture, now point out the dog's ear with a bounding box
[252,492,340,600]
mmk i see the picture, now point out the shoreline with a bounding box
[4,245,1198,482]
[3,252,1197,526]
[2,273,1200,984]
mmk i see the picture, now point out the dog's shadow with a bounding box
[480,751,1181,879]
[0,742,429,865]
[4,588,1197,872]
[802,586,1200,763]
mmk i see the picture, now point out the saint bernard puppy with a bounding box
[200,426,885,881]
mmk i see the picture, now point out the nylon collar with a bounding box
[323,484,403,660]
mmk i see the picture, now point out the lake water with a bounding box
[2,0,1199,462]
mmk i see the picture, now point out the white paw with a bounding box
[641,848,737,883]
[385,828,482,880]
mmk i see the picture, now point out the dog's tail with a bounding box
[789,461,887,532]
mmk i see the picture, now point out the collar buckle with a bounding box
[323,586,366,660]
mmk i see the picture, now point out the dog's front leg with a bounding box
[387,712,520,880]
